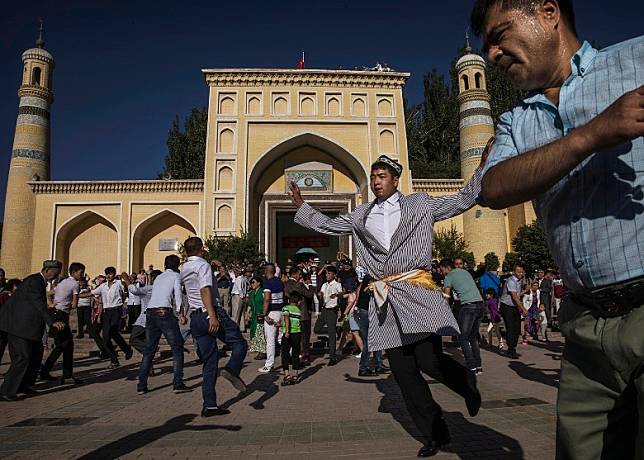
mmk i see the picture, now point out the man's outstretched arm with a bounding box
[483,85,644,209]
[289,181,353,235]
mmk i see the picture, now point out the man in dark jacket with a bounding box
[283,266,314,364]
[0,260,65,401]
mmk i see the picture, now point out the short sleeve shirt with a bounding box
[181,256,219,311]
[444,268,483,305]
[263,277,284,312]
[281,303,302,333]
[54,277,80,313]
[500,275,521,306]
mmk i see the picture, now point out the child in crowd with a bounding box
[538,304,549,342]
[484,288,505,351]
[281,291,303,386]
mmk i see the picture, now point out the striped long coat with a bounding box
[294,168,483,351]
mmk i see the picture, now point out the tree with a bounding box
[484,252,500,271]
[161,107,208,179]
[432,225,471,261]
[179,230,265,269]
[502,252,521,272]
[512,223,557,274]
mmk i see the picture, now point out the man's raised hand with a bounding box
[288,181,305,208]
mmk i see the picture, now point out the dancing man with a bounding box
[289,151,490,457]
[471,0,644,457]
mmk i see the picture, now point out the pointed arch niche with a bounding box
[131,210,197,272]
[55,211,118,278]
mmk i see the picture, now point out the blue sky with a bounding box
[1,0,642,219]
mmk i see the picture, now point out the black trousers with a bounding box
[102,308,132,364]
[0,334,43,397]
[500,303,521,353]
[281,332,301,371]
[300,320,311,359]
[127,304,141,331]
[387,334,475,444]
[42,311,74,377]
[0,330,7,365]
[76,305,91,337]
[315,309,338,357]
[89,321,108,356]
[129,325,146,355]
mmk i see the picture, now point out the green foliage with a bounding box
[432,225,471,262]
[406,48,526,179]
[502,252,521,272]
[484,252,500,271]
[161,107,208,179]
[178,230,265,270]
[512,223,557,274]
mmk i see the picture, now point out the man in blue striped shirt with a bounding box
[471,1,644,458]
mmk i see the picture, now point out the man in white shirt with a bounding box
[126,274,142,333]
[92,266,133,368]
[40,262,85,385]
[230,268,250,332]
[316,266,343,365]
[125,256,190,395]
[181,237,248,417]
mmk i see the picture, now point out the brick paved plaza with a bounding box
[0,326,561,459]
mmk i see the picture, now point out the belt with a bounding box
[367,269,440,310]
[572,276,644,317]
[148,307,174,313]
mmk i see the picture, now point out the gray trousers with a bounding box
[231,294,245,332]
[557,296,644,459]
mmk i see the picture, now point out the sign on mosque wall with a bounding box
[159,238,179,251]
[285,170,332,193]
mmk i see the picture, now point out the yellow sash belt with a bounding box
[367,269,441,308]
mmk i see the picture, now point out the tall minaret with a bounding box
[456,32,508,263]
[1,21,55,277]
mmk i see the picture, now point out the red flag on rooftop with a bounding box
[296,51,305,69]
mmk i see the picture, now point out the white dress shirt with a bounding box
[127,283,141,305]
[53,276,80,313]
[321,280,343,309]
[231,275,250,297]
[365,191,402,251]
[181,256,219,311]
[91,280,125,309]
[146,269,183,312]
[130,285,153,328]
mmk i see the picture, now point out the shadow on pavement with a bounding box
[76,414,241,459]
[508,361,560,388]
[344,373,525,459]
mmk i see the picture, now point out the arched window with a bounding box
[474,72,482,89]
[32,67,42,86]
[462,74,469,91]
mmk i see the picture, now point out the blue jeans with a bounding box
[355,308,382,371]
[190,306,247,409]
[458,302,484,369]
[138,309,185,388]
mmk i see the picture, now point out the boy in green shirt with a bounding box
[281,291,302,385]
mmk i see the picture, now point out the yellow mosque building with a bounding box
[1,33,535,278]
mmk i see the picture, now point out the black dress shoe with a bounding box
[124,349,134,360]
[417,442,440,457]
[375,365,390,374]
[173,383,192,393]
[0,393,21,402]
[60,377,83,386]
[201,407,230,417]
[328,357,338,366]
[137,386,148,395]
[19,387,39,396]
[358,369,378,376]
[40,372,57,381]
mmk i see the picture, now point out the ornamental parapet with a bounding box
[28,179,205,194]
[412,178,465,194]
[457,90,490,105]
[203,68,410,89]
[18,84,53,102]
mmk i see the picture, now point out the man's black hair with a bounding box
[289,266,301,276]
[183,236,203,256]
[370,161,400,178]
[104,266,116,275]
[439,259,454,270]
[69,262,85,274]
[150,269,163,282]
[288,291,303,303]
[470,0,577,38]
[326,265,338,274]
[165,254,181,271]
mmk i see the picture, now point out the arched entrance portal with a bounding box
[248,133,369,265]
[55,211,118,277]
[131,210,197,272]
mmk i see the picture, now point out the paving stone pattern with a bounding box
[0,328,562,459]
